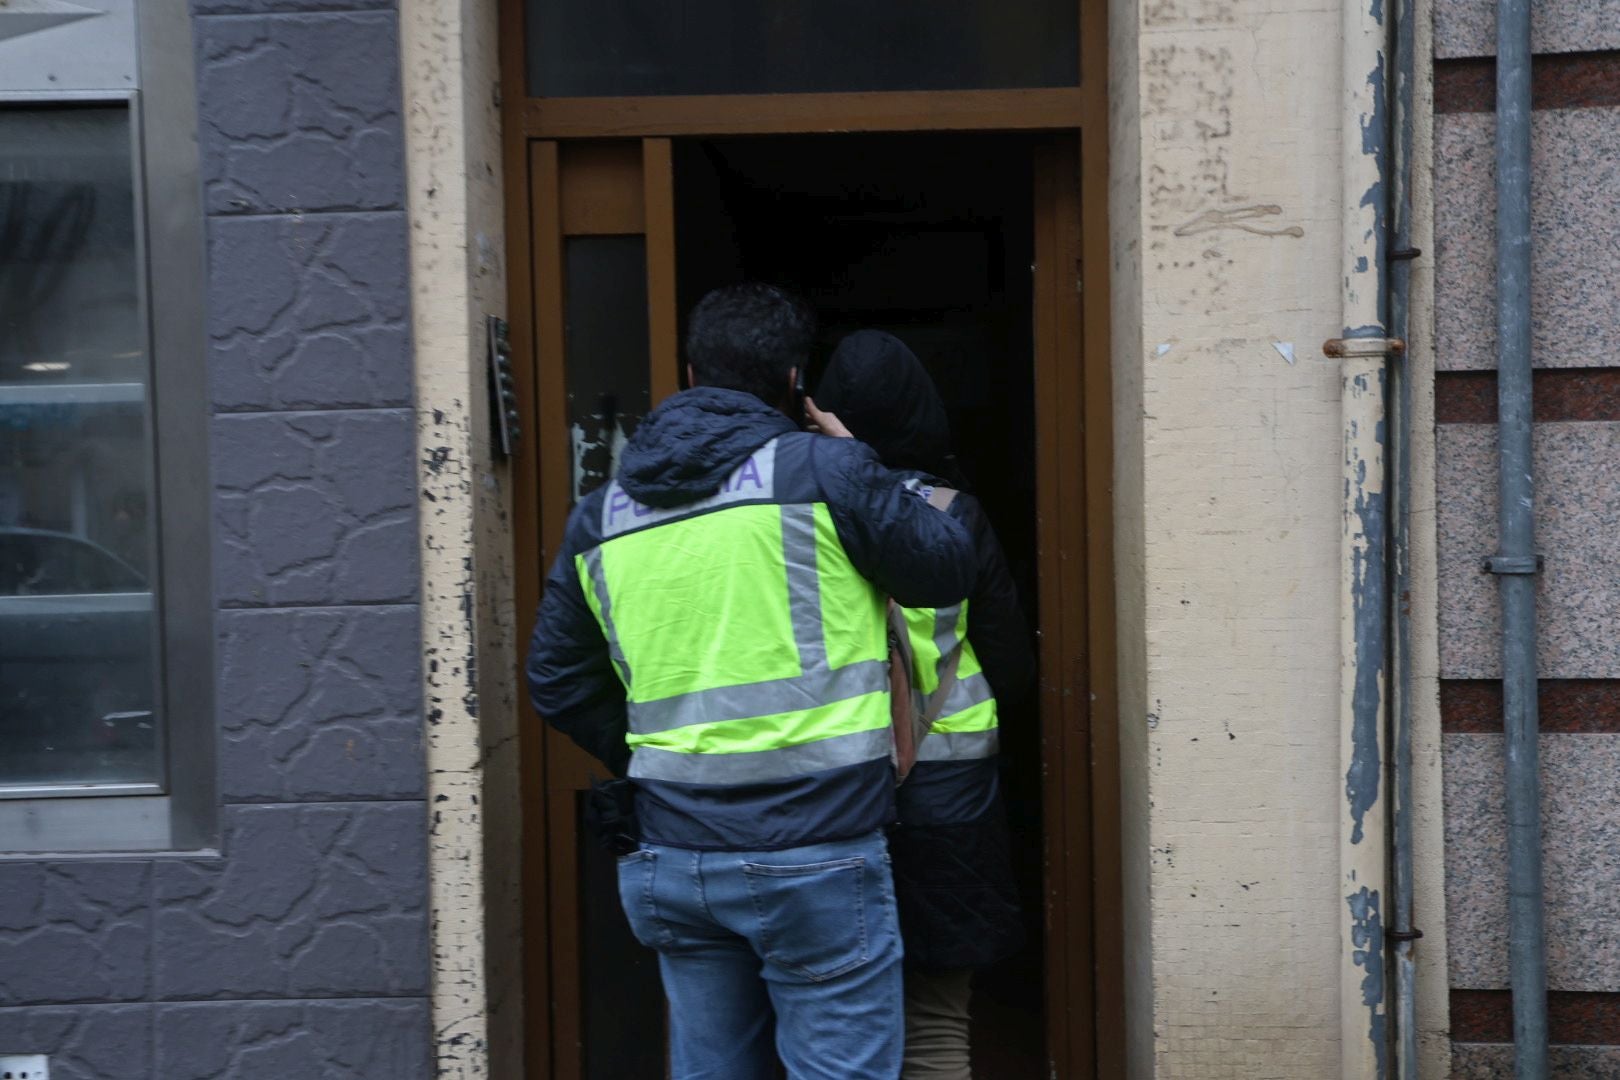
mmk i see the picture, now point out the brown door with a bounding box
[513,132,1111,1079]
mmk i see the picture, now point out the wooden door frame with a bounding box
[499,3,1118,1075]
[523,137,682,1078]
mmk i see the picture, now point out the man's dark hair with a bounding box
[684,283,814,405]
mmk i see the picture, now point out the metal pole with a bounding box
[1387,0,1419,1069]
[1492,0,1549,1074]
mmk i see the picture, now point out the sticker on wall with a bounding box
[0,1055,50,1080]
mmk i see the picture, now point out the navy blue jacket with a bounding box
[526,386,977,850]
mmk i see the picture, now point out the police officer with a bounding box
[813,329,1036,1080]
[526,285,977,1080]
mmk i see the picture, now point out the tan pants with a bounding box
[902,968,974,1080]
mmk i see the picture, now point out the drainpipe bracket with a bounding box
[1482,554,1543,575]
[1322,336,1406,358]
[1387,927,1424,942]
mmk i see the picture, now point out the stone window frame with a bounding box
[0,0,215,855]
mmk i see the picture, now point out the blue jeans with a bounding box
[616,830,904,1080]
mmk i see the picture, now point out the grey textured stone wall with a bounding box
[0,2,429,1076]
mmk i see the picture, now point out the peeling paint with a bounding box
[401,0,520,1075]
[1339,0,1393,1062]
[1345,367,1388,847]
[1355,52,1392,316]
[1347,886,1390,1078]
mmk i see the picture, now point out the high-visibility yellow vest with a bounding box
[575,440,893,785]
[900,602,999,762]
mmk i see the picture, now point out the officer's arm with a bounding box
[816,438,977,609]
[526,513,631,777]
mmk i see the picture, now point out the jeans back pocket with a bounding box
[741,856,869,982]
[616,849,675,950]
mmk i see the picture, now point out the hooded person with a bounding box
[812,329,1036,1080]
[526,286,979,1080]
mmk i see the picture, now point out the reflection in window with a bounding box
[565,236,651,503]
[527,0,1079,98]
[0,105,162,793]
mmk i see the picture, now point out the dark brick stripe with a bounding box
[1436,369,1620,423]
[1436,52,1620,114]
[1452,989,1620,1044]
[1442,679,1620,733]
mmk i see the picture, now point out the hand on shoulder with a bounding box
[803,396,854,439]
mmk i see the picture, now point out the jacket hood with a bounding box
[813,330,954,480]
[618,386,798,507]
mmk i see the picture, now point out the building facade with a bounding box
[1,0,430,1076]
[0,0,1615,1077]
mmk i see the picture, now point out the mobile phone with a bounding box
[793,368,808,427]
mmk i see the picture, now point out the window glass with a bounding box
[0,104,162,793]
[565,236,651,503]
[526,0,1080,98]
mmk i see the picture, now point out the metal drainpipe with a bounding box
[1489,0,1550,1074]
[1327,0,1395,1072]
[1387,0,1420,1068]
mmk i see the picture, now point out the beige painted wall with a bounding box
[1108,0,1154,1071]
[400,1,521,1077]
[1110,0,1358,1073]
[1111,0,1452,1073]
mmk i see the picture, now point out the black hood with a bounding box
[814,330,954,479]
[618,386,797,507]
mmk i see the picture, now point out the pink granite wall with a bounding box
[1434,7,1620,1068]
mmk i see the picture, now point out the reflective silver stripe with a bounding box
[629,726,893,784]
[582,548,632,686]
[628,660,888,735]
[931,670,993,718]
[929,603,962,687]
[914,729,1000,762]
[779,502,826,672]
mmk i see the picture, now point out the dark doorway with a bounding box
[673,132,1045,1077]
